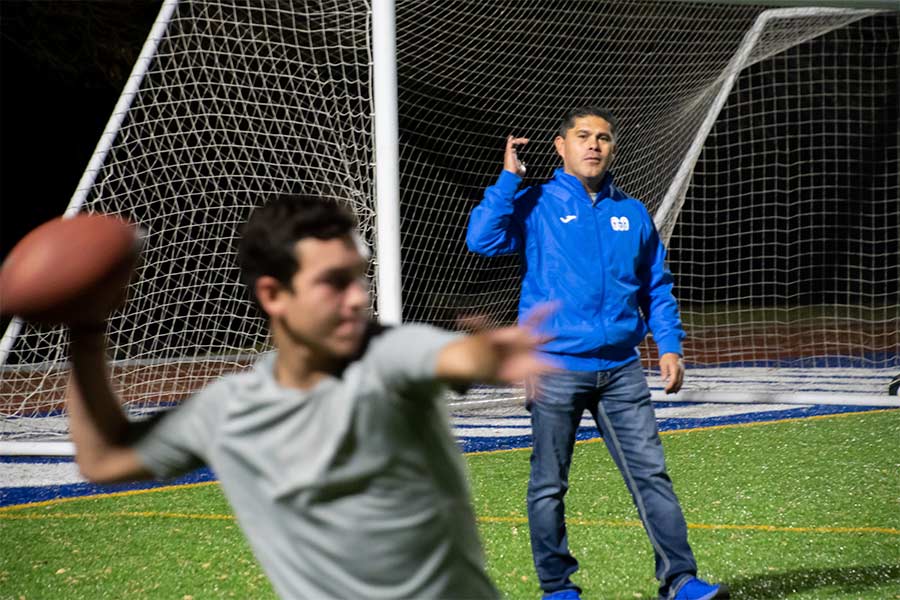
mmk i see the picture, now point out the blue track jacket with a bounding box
[466,168,685,371]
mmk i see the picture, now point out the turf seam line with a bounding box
[478,515,900,536]
[0,510,234,521]
[3,510,896,536]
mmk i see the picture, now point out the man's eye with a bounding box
[326,275,352,289]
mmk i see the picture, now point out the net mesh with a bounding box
[1,0,375,439]
[1,1,897,440]
[668,11,900,396]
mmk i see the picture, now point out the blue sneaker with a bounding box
[667,577,729,600]
[542,590,582,600]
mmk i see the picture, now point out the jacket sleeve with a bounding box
[638,217,686,357]
[466,170,526,256]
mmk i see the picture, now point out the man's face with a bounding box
[554,115,616,188]
[271,234,370,359]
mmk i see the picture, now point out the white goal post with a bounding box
[1,0,898,452]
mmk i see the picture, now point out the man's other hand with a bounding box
[659,352,684,394]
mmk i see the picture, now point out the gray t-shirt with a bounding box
[135,325,498,599]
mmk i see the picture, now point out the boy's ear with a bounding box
[255,275,287,317]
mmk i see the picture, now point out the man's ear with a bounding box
[554,135,565,159]
[255,275,288,318]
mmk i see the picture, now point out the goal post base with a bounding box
[651,390,900,408]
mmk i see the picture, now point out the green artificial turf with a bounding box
[2,484,274,599]
[469,409,900,599]
[1,410,898,599]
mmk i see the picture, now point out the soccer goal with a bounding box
[1,0,898,452]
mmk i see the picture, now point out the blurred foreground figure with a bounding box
[65,193,559,599]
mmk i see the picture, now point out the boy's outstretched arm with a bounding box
[436,304,556,385]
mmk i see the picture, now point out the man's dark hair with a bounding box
[557,106,618,138]
[238,193,358,293]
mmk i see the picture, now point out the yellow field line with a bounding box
[0,480,220,513]
[478,515,900,536]
[0,510,234,521]
[466,407,900,456]
[2,509,895,537]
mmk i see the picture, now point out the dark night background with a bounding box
[1,2,161,255]
[0,1,161,332]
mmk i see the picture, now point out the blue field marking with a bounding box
[452,403,892,453]
[0,403,892,508]
[0,464,216,507]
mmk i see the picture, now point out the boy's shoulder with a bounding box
[349,321,455,368]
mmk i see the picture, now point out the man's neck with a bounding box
[565,170,605,195]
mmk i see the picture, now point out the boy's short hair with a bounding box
[238,193,357,294]
[557,106,618,138]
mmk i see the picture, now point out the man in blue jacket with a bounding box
[466,107,728,600]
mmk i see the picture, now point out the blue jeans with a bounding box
[526,359,697,596]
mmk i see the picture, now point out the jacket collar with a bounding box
[551,168,616,204]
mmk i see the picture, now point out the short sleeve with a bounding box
[133,384,222,479]
[364,324,461,391]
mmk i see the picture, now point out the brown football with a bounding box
[0,214,141,325]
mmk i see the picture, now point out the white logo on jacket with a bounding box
[560,215,577,223]
[610,216,630,231]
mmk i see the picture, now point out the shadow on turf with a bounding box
[727,563,899,598]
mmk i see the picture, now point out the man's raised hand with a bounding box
[505,135,529,177]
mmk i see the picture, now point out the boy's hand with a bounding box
[439,303,558,385]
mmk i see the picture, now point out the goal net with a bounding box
[1,1,898,445]
[660,8,899,402]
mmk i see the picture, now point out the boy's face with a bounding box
[268,234,370,359]
[554,115,616,187]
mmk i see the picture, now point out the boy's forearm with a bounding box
[435,323,551,386]
[67,329,146,482]
[68,331,130,441]
[435,333,501,385]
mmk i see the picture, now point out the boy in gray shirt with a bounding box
[65,193,555,599]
